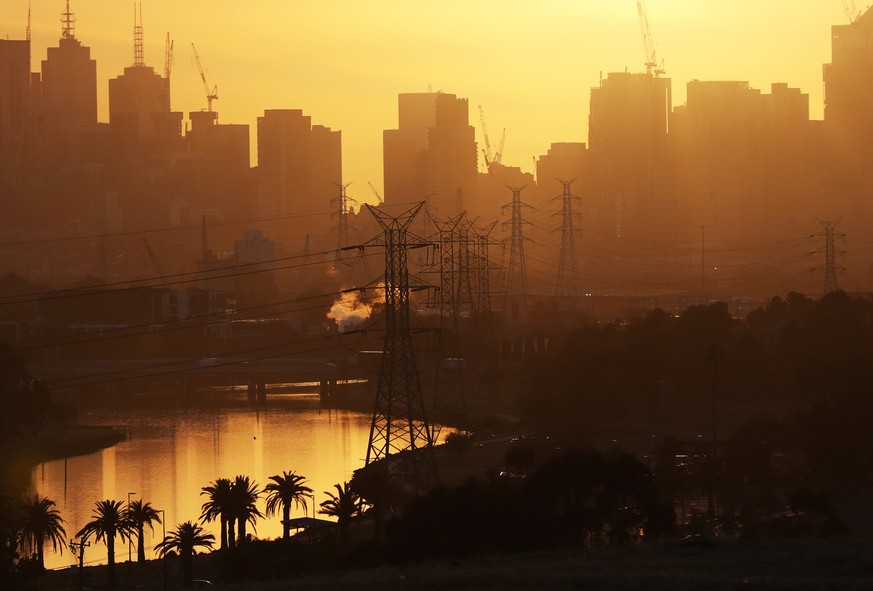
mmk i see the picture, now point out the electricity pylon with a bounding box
[331,182,356,253]
[503,185,531,316]
[554,179,581,297]
[364,202,437,489]
[816,219,845,294]
[428,212,467,435]
[475,221,497,325]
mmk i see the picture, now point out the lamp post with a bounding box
[70,537,90,591]
[307,493,316,520]
[306,493,317,543]
[127,492,136,575]
[158,509,167,591]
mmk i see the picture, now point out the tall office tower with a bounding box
[257,109,342,231]
[673,81,764,244]
[822,2,873,253]
[383,92,477,217]
[672,81,811,247]
[185,111,250,221]
[822,7,873,288]
[588,72,671,245]
[760,83,813,231]
[0,39,31,185]
[824,7,873,164]
[108,8,180,151]
[38,1,99,165]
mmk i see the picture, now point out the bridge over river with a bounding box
[36,356,372,402]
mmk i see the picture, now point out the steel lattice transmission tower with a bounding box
[456,214,477,320]
[428,212,468,435]
[364,202,437,487]
[331,182,356,253]
[431,212,464,327]
[475,221,497,324]
[554,179,581,297]
[503,185,531,313]
[818,219,845,294]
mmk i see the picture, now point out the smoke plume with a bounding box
[327,287,383,332]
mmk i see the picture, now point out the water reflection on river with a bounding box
[30,394,372,571]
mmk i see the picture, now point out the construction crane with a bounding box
[495,128,505,166]
[843,0,861,22]
[191,43,218,112]
[478,105,494,169]
[637,0,665,76]
[164,33,174,79]
[478,106,506,169]
[367,181,384,204]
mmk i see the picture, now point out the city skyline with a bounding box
[0,0,850,199]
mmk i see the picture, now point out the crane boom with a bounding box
[495,128,506,165]
[191,43,218,111]
[478,105,493,168]
[367,181,383,203]
[637,0,664,76]
[164,33,173,78]
[843,0,860,22]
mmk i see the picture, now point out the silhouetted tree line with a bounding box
[520,291,873,503]
[0,346,56,446]
[217,449,673,583]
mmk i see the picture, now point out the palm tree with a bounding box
[230,475,262,544]
[123,499,161,564]
[319,481,363,544]
[18,495,66,571]
[200,478,233,549]
[76,499,130,587]
[155,521,214,588]
[264,471,312,539]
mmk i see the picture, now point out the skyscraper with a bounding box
[588,72,671,244]
[383,92,477,217]
[0,38,31,185]
[256,109,342,231]
[108,7,181,155]
[824,6,873,158]
[38,1,99,165]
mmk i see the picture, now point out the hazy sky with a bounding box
[1,1,854,201]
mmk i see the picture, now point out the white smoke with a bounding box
[327,287,384,332]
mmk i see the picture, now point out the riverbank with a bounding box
[0,424,127,492]
[37,536,873,590]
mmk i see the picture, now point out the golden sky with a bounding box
[2,1,851,201]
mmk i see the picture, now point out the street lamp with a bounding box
[306,493,316,520]
[158,509,167,591]
[127,492,136,574]
[70,537,90,591]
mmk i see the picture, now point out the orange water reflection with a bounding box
[30,401,372,570]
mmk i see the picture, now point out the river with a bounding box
[29,392,373,571]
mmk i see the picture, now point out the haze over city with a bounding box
[2,1,873,589]
[0,0,847,185]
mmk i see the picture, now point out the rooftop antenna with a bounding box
[61,0,76,40]
[133,2,144,67]
[26,2,31,42]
